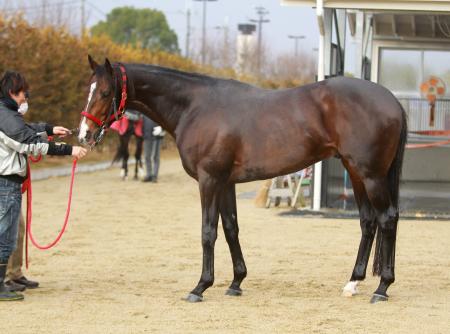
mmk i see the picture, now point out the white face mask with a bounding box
[18,102,28,115]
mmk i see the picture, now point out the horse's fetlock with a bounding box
[381,273,395,285]
[201,276,214,288]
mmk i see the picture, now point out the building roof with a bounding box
[281,1,450,12]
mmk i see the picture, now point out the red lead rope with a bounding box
[24,158,78,269]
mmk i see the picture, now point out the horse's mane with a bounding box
[125,63,252,89]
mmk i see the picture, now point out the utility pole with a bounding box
[215,19,230,67]
[185,8,191,58]
[81,0,86,37]
[193,0,218,65]
[41,0,47,26]
[250,6,269,77]
[288,35,305,57]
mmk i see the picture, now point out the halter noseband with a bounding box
[80,63,128,144]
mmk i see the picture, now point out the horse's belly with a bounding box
[229,149,323,183]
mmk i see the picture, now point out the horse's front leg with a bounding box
[220,184,247,296]
[186,173,221,302]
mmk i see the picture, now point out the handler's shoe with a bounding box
[0,264,24,300]
[12,276,39,289]
[142,176,153,182]
[0,282,24,301]
[4,280,26,292]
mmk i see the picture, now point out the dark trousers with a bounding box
[0,178,22,264]
[7,213,24,280]
[144,137,162,179]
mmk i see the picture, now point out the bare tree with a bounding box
[267,51,316,84]
[0,0,91,35]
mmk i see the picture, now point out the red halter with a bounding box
[81,64,128,128]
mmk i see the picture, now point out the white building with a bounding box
[236,24,257,74]
[281,0,450,213]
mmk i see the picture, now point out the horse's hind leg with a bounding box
[219,184,247,297]
[342,170,377,297]
[362,177,399,303]
[186,172,221,302]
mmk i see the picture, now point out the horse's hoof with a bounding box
[184,293,203,303]
[370,293,388,304]
[225,287,242,296]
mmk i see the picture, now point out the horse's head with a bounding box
[78,55,122,147]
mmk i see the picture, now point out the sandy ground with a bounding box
[1,157,449,334]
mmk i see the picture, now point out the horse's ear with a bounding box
[88,54,98,72]
[104,58,114,77]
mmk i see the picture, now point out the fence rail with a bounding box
[397,97,450,131]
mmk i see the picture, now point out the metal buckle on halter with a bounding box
[93,126,106,145]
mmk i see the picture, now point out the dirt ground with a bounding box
[1,157,449,334]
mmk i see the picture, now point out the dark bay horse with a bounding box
[111,113,144,180]
[78,56,407,304]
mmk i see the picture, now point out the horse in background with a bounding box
[110,110,144,180]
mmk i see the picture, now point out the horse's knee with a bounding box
[201,231,218,250]
[360,220,376,237]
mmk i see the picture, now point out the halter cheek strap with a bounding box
[81,63,128,128]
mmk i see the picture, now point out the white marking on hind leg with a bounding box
[342,280,360,297]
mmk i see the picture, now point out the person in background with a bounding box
[142,115,165,183]
[0,70,87,301]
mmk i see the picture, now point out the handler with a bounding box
[0,70,87,301]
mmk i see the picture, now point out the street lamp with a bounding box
[193,0,218,65]
[288,35,305,57]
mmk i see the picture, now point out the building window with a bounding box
[379,48,450,98]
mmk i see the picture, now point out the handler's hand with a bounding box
[53,126,71,137]
[72,146,87,160]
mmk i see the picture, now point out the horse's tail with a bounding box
[373,105,408,276]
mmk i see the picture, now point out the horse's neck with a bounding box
[128,65,207,137]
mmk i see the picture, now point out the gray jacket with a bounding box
[0,100,72,180]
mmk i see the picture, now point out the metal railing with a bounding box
[397,97,450,131]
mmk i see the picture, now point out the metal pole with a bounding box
[313,0,324,211]
[185,9,191,58]
[194,0,218,65]
[81,0,85,37]
[288,35,305,57]
[250,7,269,77]
[202,0,206,64]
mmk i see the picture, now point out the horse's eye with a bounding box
[101,91,110,98]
